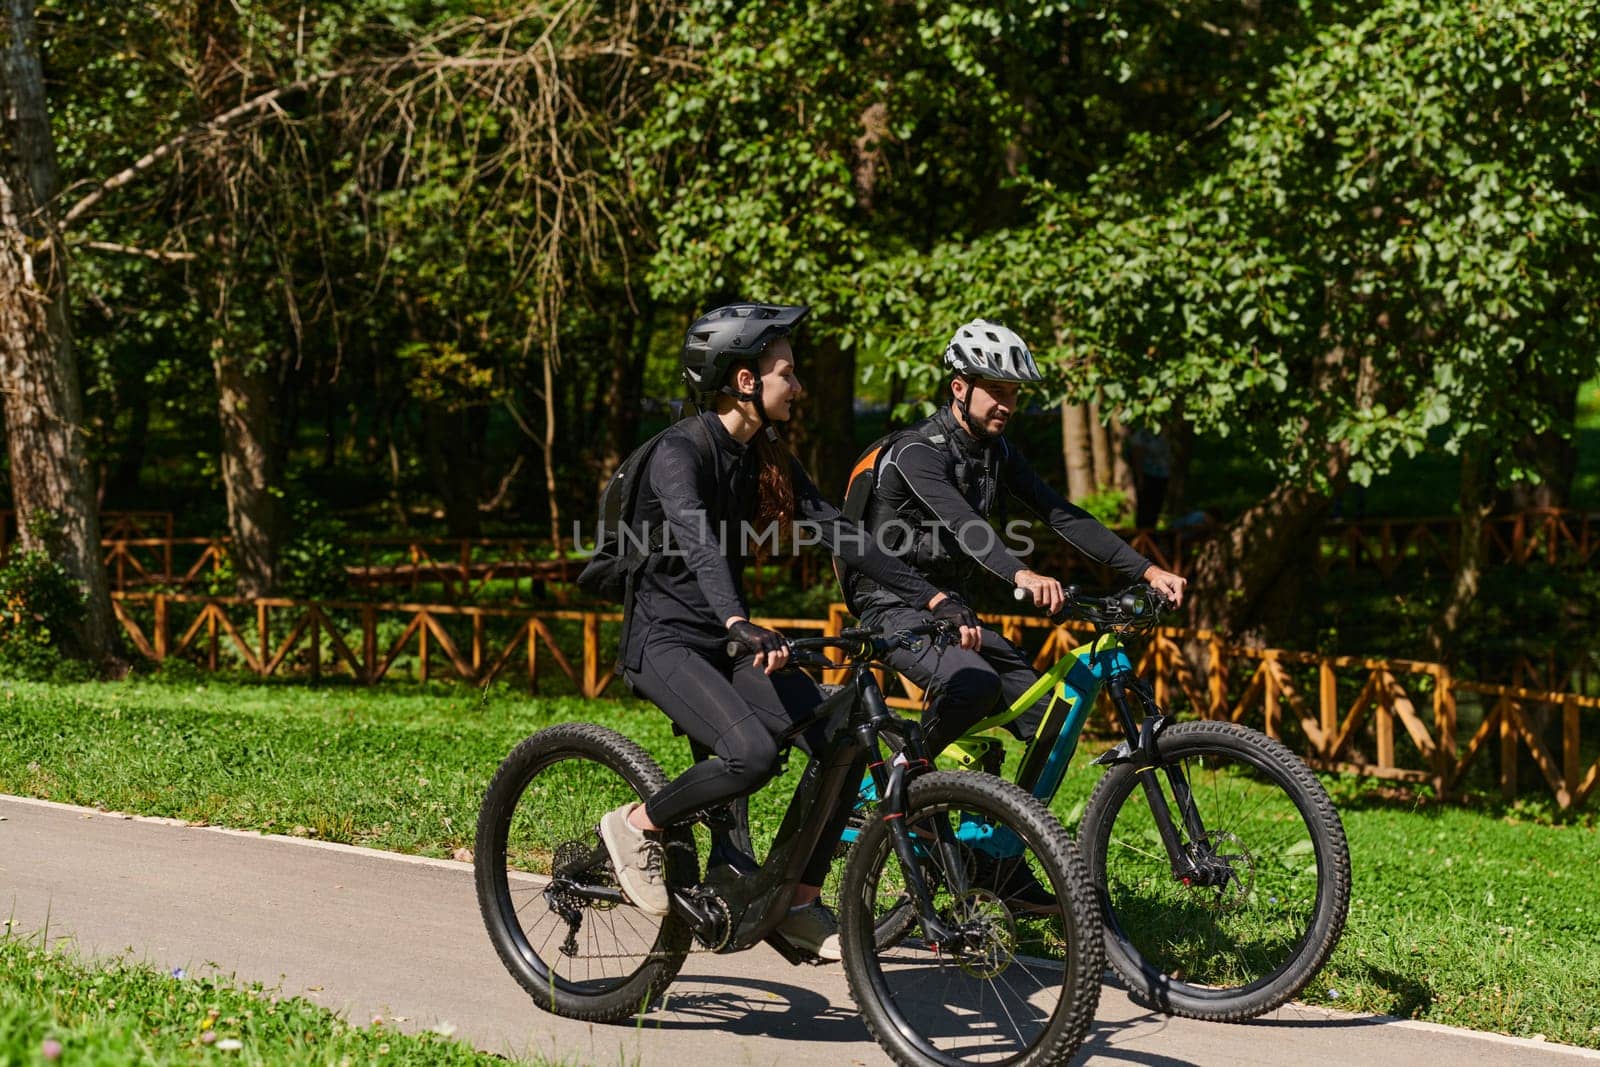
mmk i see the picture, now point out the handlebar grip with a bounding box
[724,639,746,658]
[1014,584,1080,605]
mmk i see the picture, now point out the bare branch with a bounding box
[77,240,197,262]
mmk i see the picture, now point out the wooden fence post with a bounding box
[206,604,218,671]
[418,611,429,683]
[309,609,321,683]
[1434,665,1456,798]
[1263,653,1279,740]
[583,613,601,698]
[472,613,484,677]
[1319,660,1337,761]
[1207,636,1226,721]
[1565,694,1581,806]
[257,603,269,677]
[153,593,168,661]
[1500,697,1518,801]
[527,618,539,694]
[362,605,377,684]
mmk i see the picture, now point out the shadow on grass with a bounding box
[1322,779,1599,829]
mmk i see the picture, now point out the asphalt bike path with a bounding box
[4,794,1596,1067]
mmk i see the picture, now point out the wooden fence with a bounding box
[68,507,1600,599]
[0,511,174,563]
[108,592,1600,810]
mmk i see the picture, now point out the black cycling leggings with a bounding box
[625,629,847,887]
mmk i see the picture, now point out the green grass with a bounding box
[3,676,1599,1048]
[0,931,501,1065]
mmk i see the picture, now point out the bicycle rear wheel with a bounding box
[840,772,1102,1067]
[1079,720,1350,1021]
[474,722,694,1022]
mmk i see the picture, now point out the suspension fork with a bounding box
[857,679,962,944]
[1104,671,1210,878]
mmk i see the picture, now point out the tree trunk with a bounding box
[540,350,563,554]
[1061,400,1094,502]
[0,0,120,666]
[1429,441,1494,662]
[885,370,907,430]
[213,335,282,596]
[1186,482,1333,645]
[1107,410,1135,498]
[423,402,486,537]
[1087,397,1113,490]
[792,334,857,499]
[1164,413,1195,517]
[1504,378,1579,511]
[598,303,650,486]
[192,9,283,597]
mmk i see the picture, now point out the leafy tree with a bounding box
[0,0,120,667]
[854,0,1600,643]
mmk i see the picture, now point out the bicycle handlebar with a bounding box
[724,621,950,665]
[1012,582,1172,629]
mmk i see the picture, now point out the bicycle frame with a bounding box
[844,633,1124,825]
[551,639,973,959]
[959,631,1134,800]
[842,625,1212,883]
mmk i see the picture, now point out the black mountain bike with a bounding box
[475,622,1104,1067]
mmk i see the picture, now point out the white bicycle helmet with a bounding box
[942,319,1042,383]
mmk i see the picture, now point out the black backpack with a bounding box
[832,415,1006,614]
[578,415,719,604]
[831,428,907,615]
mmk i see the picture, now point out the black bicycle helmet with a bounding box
[681,303,811,393]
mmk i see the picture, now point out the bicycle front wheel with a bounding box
[839,772,1102,1067]
[474,722,694,1022]
[1079,720,1351,1021]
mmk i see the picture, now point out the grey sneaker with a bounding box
[599,803,670,917]
[778,901,842,961]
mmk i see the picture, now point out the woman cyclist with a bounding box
[599,303,979,960]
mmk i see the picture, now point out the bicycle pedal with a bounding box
[762,932,816,967]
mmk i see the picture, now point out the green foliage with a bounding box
[886,0,1600,490]
[277,499,354,600]
[1072,487,1133,528]
[637,0,1303,325]
[0,544,87,680]
[0,933,501,1064]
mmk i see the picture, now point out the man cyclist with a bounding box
[840,319,1187,900]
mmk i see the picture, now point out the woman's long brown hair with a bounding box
[733,357,795,530]
[753,426,795,530]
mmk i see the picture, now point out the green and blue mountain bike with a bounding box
[840,584,1352,1022]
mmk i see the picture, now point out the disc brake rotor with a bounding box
[948,888,1018,979]
[1188,829,1254,912]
